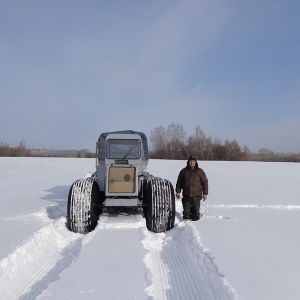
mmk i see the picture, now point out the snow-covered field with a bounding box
[0,157,299,300]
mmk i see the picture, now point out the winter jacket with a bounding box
[176,162,208,198]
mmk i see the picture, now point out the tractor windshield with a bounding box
[106,139,141,159]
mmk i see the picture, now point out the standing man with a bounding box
[176,155,208,221]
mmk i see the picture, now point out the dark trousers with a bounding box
[182,196,201,220]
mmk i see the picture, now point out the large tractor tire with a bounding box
[67,177,101,234]
[144,176,175,233]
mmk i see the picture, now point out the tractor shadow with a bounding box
[40,185,70,220]
[101,207,145,221]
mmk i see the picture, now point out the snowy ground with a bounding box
[0,157,299,300]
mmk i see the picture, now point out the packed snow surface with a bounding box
[0,158,300,300]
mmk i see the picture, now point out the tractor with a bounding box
[67,130,175,234]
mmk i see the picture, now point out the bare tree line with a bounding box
[0,141,30,157]
[1,125,300,162]
[0,141,93,158]
[150,123,300,162]
[252,148,300,162]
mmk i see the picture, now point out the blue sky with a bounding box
[1,1,300,153]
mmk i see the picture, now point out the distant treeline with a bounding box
[1,125,300,162]
[149,124,300,162]
[0,141,94,158]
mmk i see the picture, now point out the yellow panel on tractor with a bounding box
[108,167,136,193]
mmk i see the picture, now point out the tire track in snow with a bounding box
[1,207,145,299]
[164,238,205,300]
[1,205,239,300]
[207,204,300,211]
[140,229,170,299]
[140,221,238,300]
[0,217,82,300]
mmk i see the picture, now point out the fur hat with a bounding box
[188,155,197,161]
